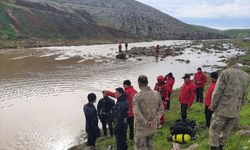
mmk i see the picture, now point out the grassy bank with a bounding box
[70,40,250,150]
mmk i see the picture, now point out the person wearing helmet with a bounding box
[154,75,168,127]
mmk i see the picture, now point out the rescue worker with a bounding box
[154,75,168,128]
[165,72,175,110]
[123,80,137,140]
[133,75,163,150]
[118,43,122,53]
[125,42,128,51]
[204,72,218,128]
[97,91,115,136]
[179,74,196,121]
[155,45,160,57]
[209,57,249,150]
[194,67,207,103]
[112,88,129,150]
[83,93,100,148]
[105,80,137,140]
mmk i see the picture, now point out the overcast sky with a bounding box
[136,0,250,30]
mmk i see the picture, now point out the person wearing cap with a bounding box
[179,74,196,121]
[97,91,115,137]
[194,67,207,103]
[112,87,129,150]
[83,93,100,148]
[105,80,137,140]
[165,72,175,110]
[204,72,218,128]
[209,57,249,150]
[133,75,163,150]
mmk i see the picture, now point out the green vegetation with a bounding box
[223,29,250,38]
[70,40,250,150]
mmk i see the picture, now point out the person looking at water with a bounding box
[179,74,196,121]
[155,45,160,57]
[83,93,100,149]
[209,57,249,150]
[204,72,218,128]
[125,42,128,51]
[165,72,175,110]
[133,75,163,150]
[111,88,129,150]
[118,43,122,53]
[105,80,137,140]
[97,91,115,137]
[194,67,207,103]
[154,75,167,128]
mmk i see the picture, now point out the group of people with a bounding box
[83,57,249,150]
[118,42,128,53]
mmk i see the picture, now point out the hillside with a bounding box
[222,29,250,38]
[0,0,227,40]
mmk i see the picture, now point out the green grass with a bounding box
[70,40,250,150]
[222,29,250,38]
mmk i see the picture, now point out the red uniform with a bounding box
[204,82,216,107]
[165,77,175,94]
[194,71,207,88]
[179,80,196,107]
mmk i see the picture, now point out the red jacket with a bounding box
[154,83,169,100]
[166,77,175,93]
[107,86,137,117]
[204,82,216,107]
[179,80,196,107]
[194,72,207,88]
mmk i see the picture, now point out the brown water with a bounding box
[0,40,243,150]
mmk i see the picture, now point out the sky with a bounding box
[136,0,250,30]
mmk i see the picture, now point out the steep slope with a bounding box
[0,0,227,40]
[222,29,250,38]
[0,0,134,39]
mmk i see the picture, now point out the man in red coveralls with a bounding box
[105,80,137,140]
[154,75,168,127]
[204,72,218,128]
[194,67,207,103]
[179,74,196,121]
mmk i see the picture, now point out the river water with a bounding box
[0,40,244,150]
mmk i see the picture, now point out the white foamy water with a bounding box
[0,40,244,150]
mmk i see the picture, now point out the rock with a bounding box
[202,65,211,68]
[237,129,250,137]
[175,59,185,62]
[116,53,126,59]
[136,58,142,61]
[185,60,190,64]
[171,143,198,150]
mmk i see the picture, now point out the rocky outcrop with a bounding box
[0,0,227,40]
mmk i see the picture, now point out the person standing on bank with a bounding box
[179,74,196,121]
[97,91,115,137]
[105,80,137,140]
[118,43,122,53]
[112,88,129,150]
[133,75,163,150]
[194,67,207,103]
[123,80,137,140]
[204,72,218,128]
[165,72,175,110]
[209,57,249,150]
[83,93,100,148]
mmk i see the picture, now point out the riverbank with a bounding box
[70,40,250,150]
[0,38,147,49]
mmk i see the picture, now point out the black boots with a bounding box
[210,145,223,150]
[210,146,218,150]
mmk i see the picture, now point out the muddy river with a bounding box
[0,40,244,150]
